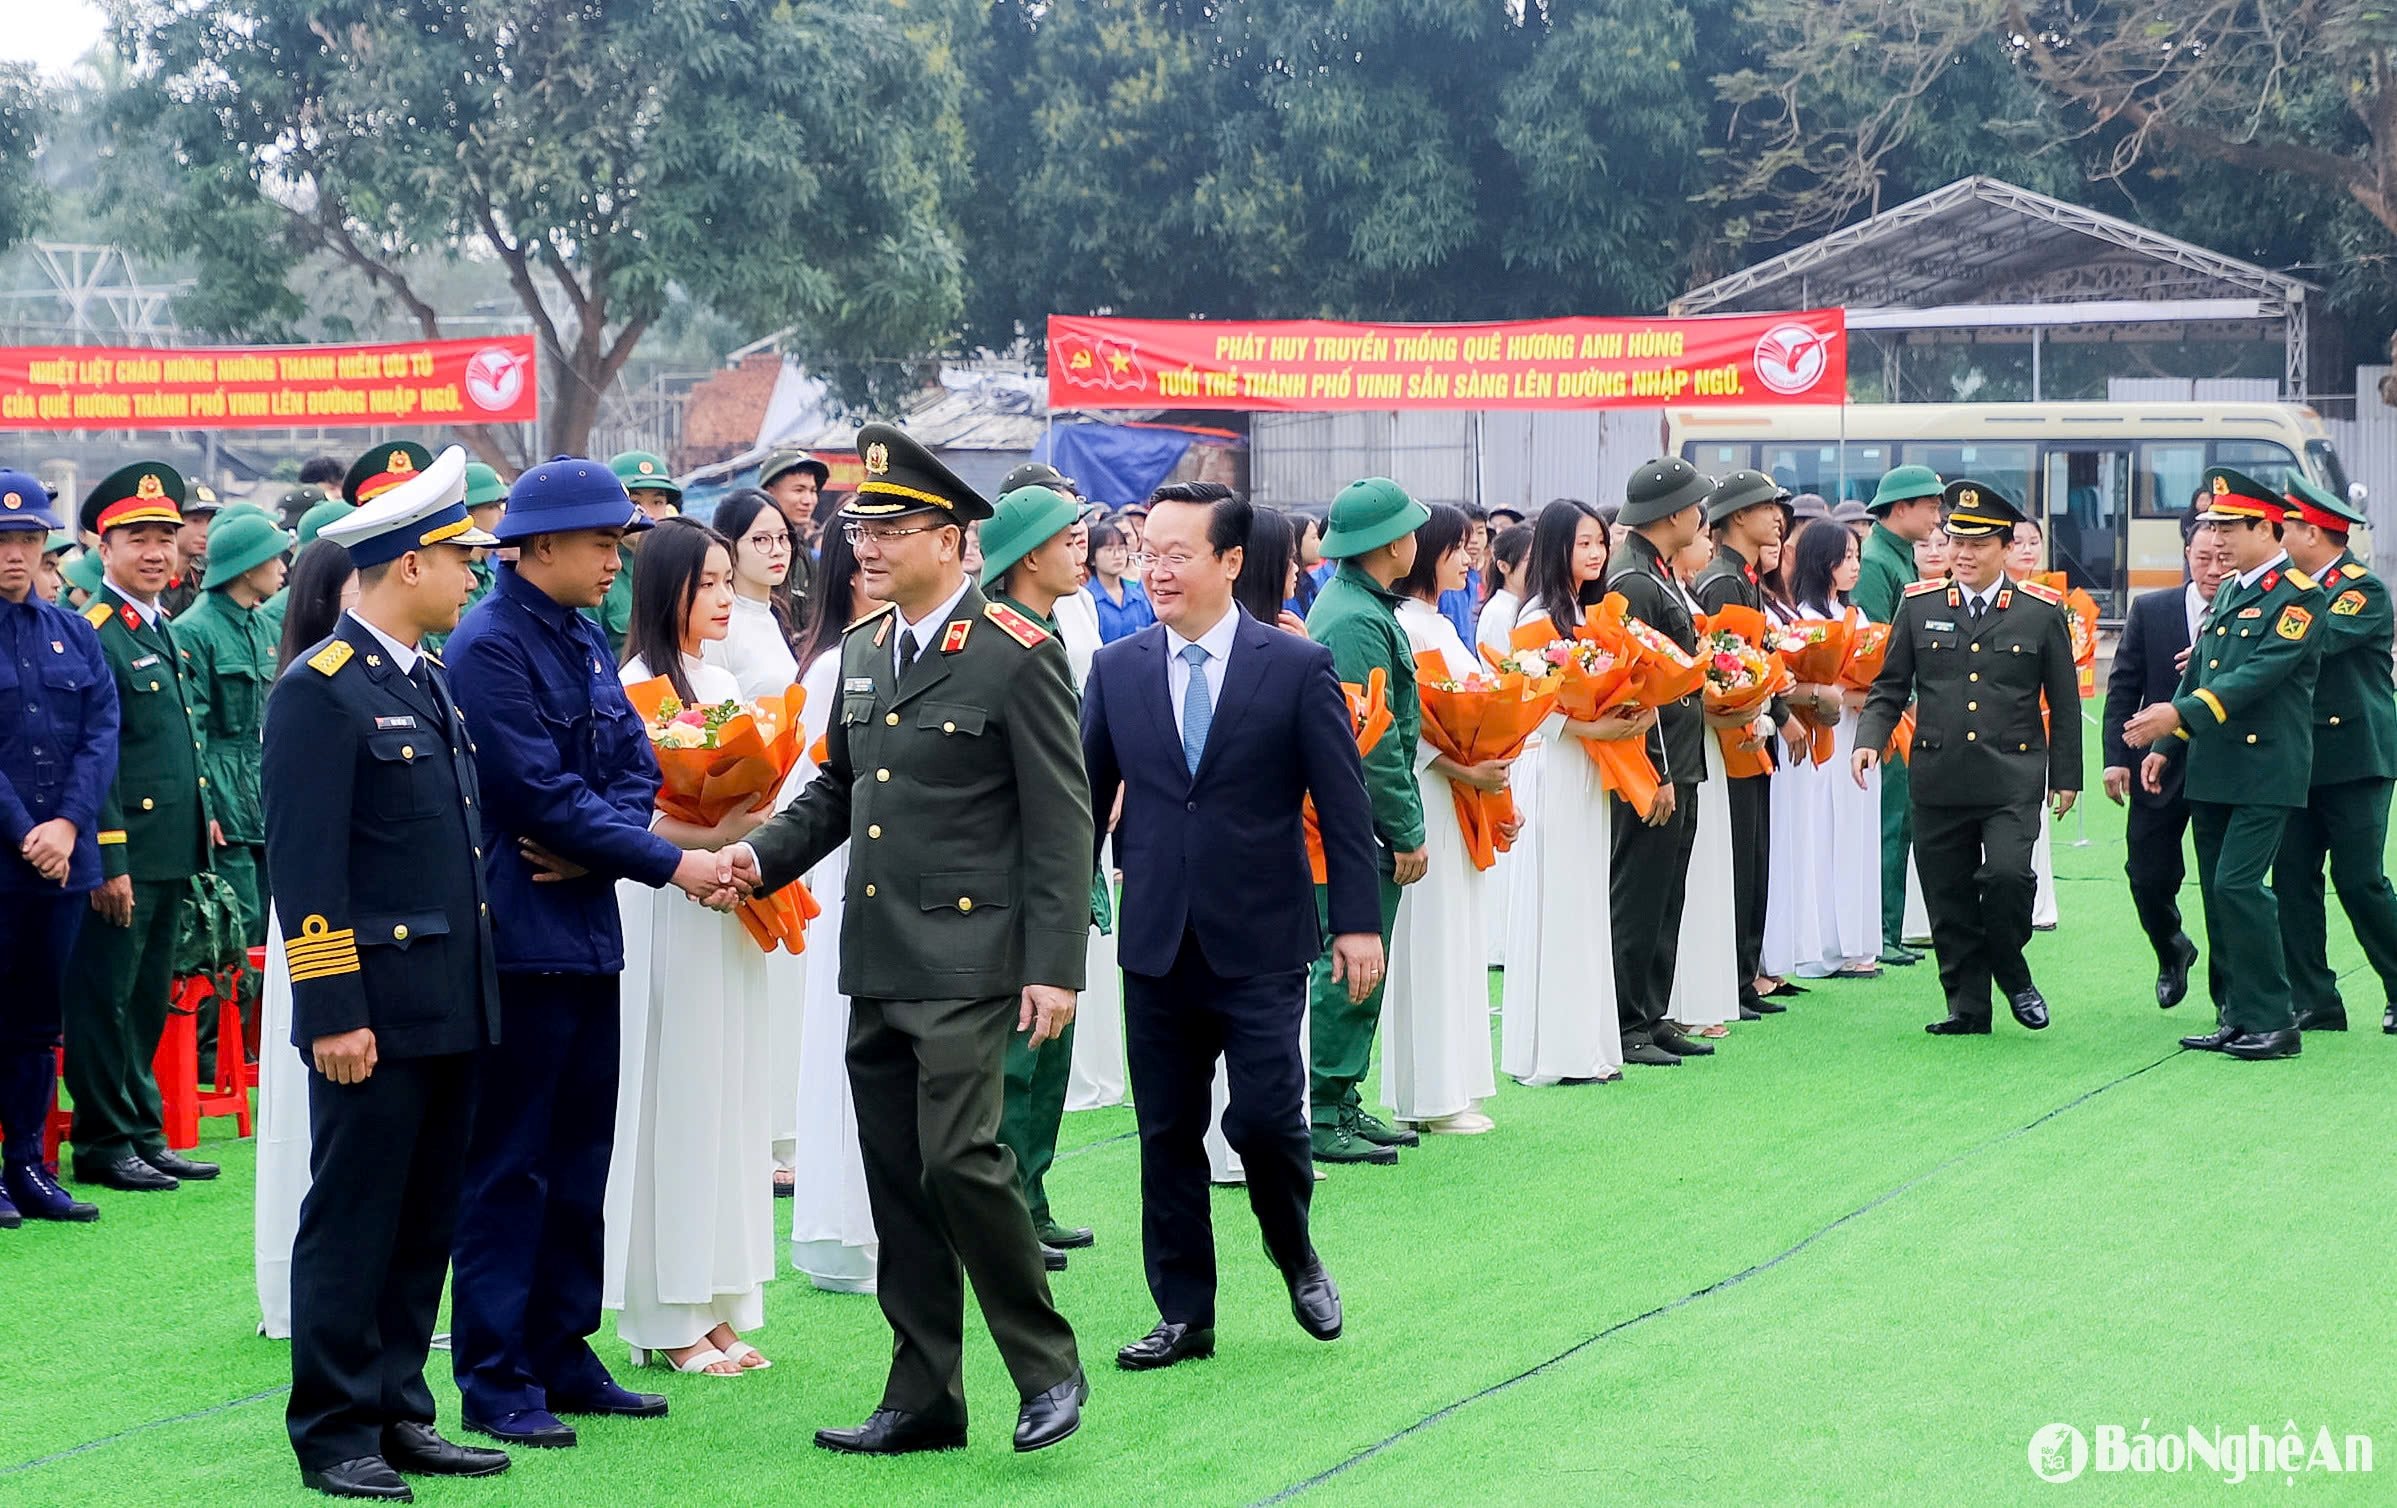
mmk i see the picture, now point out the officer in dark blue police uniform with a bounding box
[264,446,510,1501]
[0,470,112,1227]
[441,456,733,1449]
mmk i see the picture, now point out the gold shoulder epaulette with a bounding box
[985,601,1052,649]
[2345,560,2372,579]
[1903,579,1945,598]
[307,640,354,677]
[2286,567,2317,592]
[82,601,112,629]
[2017,578,2063,604]
[845,601,897,633]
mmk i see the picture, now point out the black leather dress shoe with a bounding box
[1041,1243,1069,1272]
[299,1456,412,1501]
[1737,1004,1763,1021]
[73,1154,177,1192]
[1765,981,1807,998]
[2179,1024,2240,1051]
[2008,987,2050,1031]
[1652,1026,1715,1057]
[2225,1028,2302,1060]
[2294,1006,2349,1032]
[1014,1369,1088,1452]
[145,1149,219,1181]
[382,1423,508,1477]
[814,1408,966,1455]
[1038,1220,1094,1250]
[1925,1016,1992,1036]
[1622,1040,1681,1067]
[2156,935,2198,1008]
[1116,1321,1216,1371]
[551,1382,667,1418]
[460,1410,575,1449]
[1750,996,1787,1014]
[1286,1258,1344,1340]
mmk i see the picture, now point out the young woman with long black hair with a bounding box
[605,519,778,1377]
[1499,501,1652,1085]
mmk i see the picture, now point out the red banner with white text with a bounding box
[0,335,539,431]
[1047,311,1844,412]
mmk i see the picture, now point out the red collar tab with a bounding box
[2262,570,2280,593]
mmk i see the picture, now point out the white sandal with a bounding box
[720,1340,772,1371]
[630,1345,742,1377]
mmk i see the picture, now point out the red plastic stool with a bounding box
[42,1045,73,1172]
[155,972,255,1151]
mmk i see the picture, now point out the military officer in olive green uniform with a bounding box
[723,424,1091,1457]
[2124,468,2325,1061]
[2267,476,2397,1035]
[61,463,223,1192]
[1855,464,1946,966]
[177,507,295,1066]
[1857,481,2081,1035]
[1303,478,1429,1163]
[980,483,1102,1262]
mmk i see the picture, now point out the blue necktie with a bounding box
[1180,642,1213,776]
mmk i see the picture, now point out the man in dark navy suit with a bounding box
[265,447,511,1500]
[1080,487,1382,1373]
[2101,514,2230,1009]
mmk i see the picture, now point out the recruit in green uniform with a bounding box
[175,507,295,1059]
[1854,464,1944,967]
[2268,475,2397,1036]
[2125,467,2326,1062]
[979,480,1103,1264]
[60,462,223,1193]
[1303,477,1429,1165]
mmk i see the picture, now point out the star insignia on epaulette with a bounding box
[984,601,1052,648]
[1903,579,1945,598]
[2017,579,2062,604]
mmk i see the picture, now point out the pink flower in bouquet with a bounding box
[1712,650,1742,676]
[1544,645,1570,666]
[674,708,704,726]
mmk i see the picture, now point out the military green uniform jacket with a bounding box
[84,583,212,882]
[2176,558,2320,805]
[1605,531,1706,786]
[1852,522,1917,625]
[2299,551,2396,785]
[583,544,637,657]
[1859,576,2082,809]
[256,588,289,650]
[2168,559,2325,807]
[176,588,277,845]
[1305,563,1427,852]
[747,584,1093,999]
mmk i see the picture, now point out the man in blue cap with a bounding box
[0,470,112,1227]
[442,457,738,1448]
[264,445,510,1500]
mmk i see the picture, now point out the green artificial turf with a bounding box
[6,738,2395,1506]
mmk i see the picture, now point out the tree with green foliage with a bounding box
[0,63,50,255]
[102,0,971,464]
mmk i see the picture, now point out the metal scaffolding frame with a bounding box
[0,241,191,344]
[1670,177,2313,396]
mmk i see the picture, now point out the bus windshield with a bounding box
[2307,438,2355,501]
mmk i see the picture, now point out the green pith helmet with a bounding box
[1319,477,1430,559]
[978,485,1081,587]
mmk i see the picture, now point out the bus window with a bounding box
[2212,439,2302,495]
[2138,443,2207,519]
[1901,442,2034,513]
[1684,442,1752,475]
[1761,442,1897,503]
[2305,439,2355,501]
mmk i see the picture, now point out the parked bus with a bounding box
[1665,402,2360,618]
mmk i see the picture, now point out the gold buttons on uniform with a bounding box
[867,824,882,839]
[885,712,899,726]
[401,745,414,760]
[1967,701,1978,711]
[148,681,160,691]
[393,924,409,940]
[2246,734,2258,744]
[2330,716,2343,726]
[2209,660,2220,669]
[1969,644,1980,654]
[141,797,154,810]
[2019,743,2030,752]
[1966,731,1978,742]
[958,897,973,913]
[1968,672,1979,683]
[876,768,890,782]
[2217,627,2228,637]
[197,777,207,788]
[943,721,957,734]
[864,884,877,897]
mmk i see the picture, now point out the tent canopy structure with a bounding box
[1671,177,2316,398]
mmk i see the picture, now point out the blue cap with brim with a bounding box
[493,454,653,543]
[0,469,61,534]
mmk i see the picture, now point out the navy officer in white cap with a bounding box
[262,445,510,1499]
